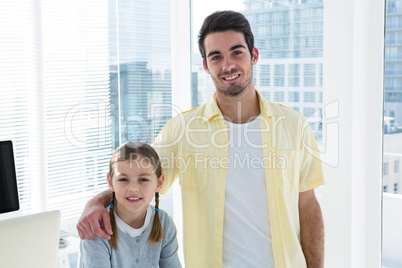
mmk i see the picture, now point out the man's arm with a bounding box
[76,189,113,240]
[299,189,324,268]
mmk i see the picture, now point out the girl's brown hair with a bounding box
[108,142,164,249]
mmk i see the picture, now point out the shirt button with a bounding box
[218,221,222,225]
[136,259,139,263]
[136,238,140,242]
[288,152,292,157]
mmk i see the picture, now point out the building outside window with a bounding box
[274,91,285,102]
[274,64,285,86]
[108,0,172,147]
[288,64,300,87]
[304,63,316,87]
[288,91,300,102]
[260,65,271,86]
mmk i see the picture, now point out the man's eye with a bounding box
[211,55,221,61]
[233,51,242,55]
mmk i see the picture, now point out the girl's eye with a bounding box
[118,178,128,182]
[139,178,149,182]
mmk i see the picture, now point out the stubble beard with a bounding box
[214,67,253,97]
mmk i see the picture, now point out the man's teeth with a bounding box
[127,198,140,200]
[224,74,239,81]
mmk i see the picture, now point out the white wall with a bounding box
[170,0,192,264]
[322,0,384,267]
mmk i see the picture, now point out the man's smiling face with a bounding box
[203,30,259,97]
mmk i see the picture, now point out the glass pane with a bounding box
[110,0,172,147]
[383,0,402,267]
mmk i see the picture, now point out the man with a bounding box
[77,10,325,268]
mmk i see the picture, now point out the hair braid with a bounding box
[148,192,163,246]
[155,192,159,209]
[108,191,119,250]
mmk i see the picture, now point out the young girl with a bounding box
[80,142,181,268]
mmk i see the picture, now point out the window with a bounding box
[303,107,316,118]
[265,38,290,50]
[295,7,323,21]
[109,0,172,146]
[383,162,389,193]
[304,92,316,103]
[304,64,316,87]
[260,65,271,86]
[384,162,389,175]
[319,64,323,87]
[296,36,323,49]
[260,91,271,101]
[288,64,300,87]
[386,31,396,44]
[385,92,402,102]
[274,64,285,86]
[274,92,285,102]
[288,91,300,102]
[0,0,113,222]
[289,77,299,87]
[295,22,323,35]
[0,0,173,227]
[387,0,397,13]
[384,7,402,264]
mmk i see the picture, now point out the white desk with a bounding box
[58,236,80,268]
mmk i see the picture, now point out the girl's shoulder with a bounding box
[80,236,112,256]
[150,206,175,228]
[150,205,168,218]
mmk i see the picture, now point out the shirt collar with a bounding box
[256,90,273,119]
[203,93,222,122]
[202,89,273,123]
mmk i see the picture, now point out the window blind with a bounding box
[41,0,112,223]
[0,0,113,225]
[0,0,38,215]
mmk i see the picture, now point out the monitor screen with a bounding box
[0,140,19,213]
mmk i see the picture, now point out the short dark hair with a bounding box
[198,10,254,61]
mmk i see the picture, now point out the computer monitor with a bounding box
[0,141,61,267]
[0,140,19,214]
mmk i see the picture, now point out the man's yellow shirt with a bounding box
[154,91,325,268]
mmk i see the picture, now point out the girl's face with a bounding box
[107,158,164,225]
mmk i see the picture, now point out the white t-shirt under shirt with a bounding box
[114,204,153,237]
[223,116,274,267]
